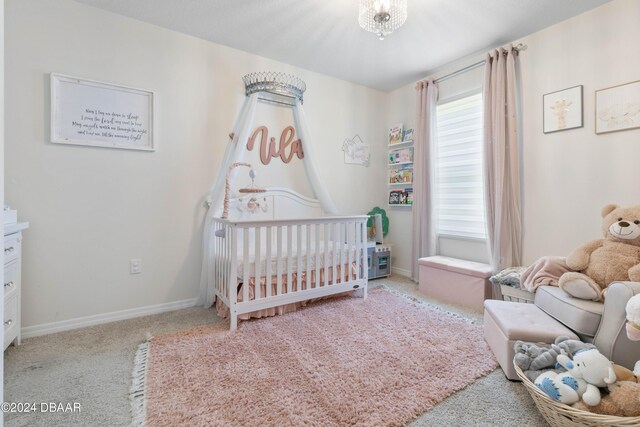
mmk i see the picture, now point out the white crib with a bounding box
[210,188,368,330]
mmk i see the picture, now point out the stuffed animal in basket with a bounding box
[558,204,640,301]
[556,349,617,406]
[535,371,587,405]
[514,336,595,382]
[613,364,639,383]
[572,380,640,416]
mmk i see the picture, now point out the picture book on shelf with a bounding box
[388,124,403,145]
[388,190,404,205]
[403,128,414,142]
[388,187,413,206]
[405,188,413,205]
[388,147,414,165]
[389,166,413,184]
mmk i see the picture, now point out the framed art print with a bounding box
[51,73,155,151]
[543,85,583,133]
[595,80,640,134]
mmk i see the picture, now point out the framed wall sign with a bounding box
[342,134,370,166]
[595,80,640,134]
[50,73,155,151]
[543,85,583,134]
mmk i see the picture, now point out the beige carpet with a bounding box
[135,287,498,426]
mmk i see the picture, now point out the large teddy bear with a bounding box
[558,204,640,301]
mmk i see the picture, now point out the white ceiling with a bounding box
[73,0,610,91]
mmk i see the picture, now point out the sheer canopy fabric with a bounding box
[483,45,522,272]
[293,99,338,215]
[411,79,439,280]
[197,94,337,307]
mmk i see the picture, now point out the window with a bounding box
[435,92,486,240]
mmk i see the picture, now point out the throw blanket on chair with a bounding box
[521,256,572,292]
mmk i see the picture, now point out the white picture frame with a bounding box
[595,80,640,134]
[543,85,583,134]
[51,73,155,151]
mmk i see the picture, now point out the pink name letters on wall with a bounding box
[247,125,304,165]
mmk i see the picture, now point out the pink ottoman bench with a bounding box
[418,256,493,311]
[484,299,579,380]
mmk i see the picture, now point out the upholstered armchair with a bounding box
[534,281,640,370]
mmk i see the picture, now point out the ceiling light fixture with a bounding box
[358,0,407,40]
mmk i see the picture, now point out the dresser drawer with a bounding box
[4,234,21,265]
[4,261,18,299]
[4,292,19,347]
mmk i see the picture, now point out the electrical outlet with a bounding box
[130,259,142,274]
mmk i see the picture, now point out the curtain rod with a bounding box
[434,43,527,84]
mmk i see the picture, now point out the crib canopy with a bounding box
[198,72,338,307]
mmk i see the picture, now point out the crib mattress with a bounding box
[234,241,357,279]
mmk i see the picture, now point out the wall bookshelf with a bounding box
[387,124,414,208]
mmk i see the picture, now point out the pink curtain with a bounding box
[483,45,522,272]
[411,79,439,280]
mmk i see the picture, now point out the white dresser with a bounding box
[4,222,28,350]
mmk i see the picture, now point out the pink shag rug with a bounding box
[131,288,497,427]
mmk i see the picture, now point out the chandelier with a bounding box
[358,0,407,40]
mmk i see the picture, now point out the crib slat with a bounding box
[255,227,261,300]
[276,226,283,296]
[266,226,272,298]
[224,223,229,295]
[225,224,231,299]
[324,224,329,287]
[214,223,219,296]
[347,222,353,282]
[339,222,345,283]
[215,223,220,296]
[218,223,223,294]
[315,224,320,289]
[296,225,302,292]
[230,225,237,304]
[332,222,338,285]
[221,223,226,297]
[306,225,311,290]
[287,226,293,294]
[355,222,361,280]
[243,228,250,303]
[362,221,368,280]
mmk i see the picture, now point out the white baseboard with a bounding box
[391,266,412,278]
[21,298,199,339]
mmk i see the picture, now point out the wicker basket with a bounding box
[501,284,535,303]
[515,364,640,426]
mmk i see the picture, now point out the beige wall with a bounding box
[386,0,640,272]
[5,0,387,329]
[519,0,640,263]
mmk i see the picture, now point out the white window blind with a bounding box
[435,92,487,240]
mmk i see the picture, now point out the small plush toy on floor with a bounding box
[558,204,640,301]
